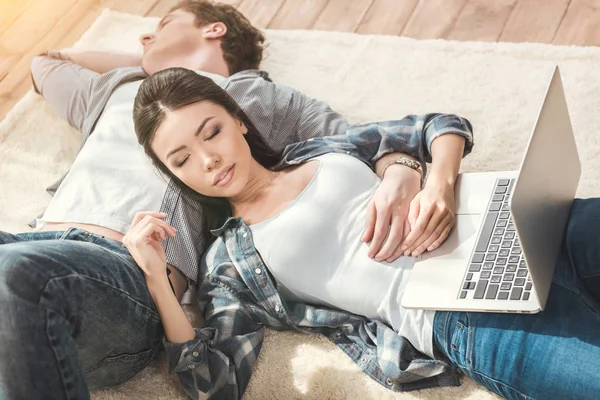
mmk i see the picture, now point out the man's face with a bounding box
[139,10,206,75]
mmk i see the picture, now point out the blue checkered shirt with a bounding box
[163,114,474,399]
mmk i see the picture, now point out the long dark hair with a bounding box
[133,67,280,243]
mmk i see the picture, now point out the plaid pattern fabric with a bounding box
[164,115,473,399]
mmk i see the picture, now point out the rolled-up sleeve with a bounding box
[278,113,474,178]
[422,113,474,162]
[164,266,265,400]
[30,54,99,130]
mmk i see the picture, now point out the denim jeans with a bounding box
[0,228,164,400]
[433,198,600,400]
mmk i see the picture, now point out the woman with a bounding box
[126,68,600,400]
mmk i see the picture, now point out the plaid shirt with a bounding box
[163,114,474,400]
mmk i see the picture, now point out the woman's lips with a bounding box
[214,165,234,186]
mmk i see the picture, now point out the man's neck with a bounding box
[190,46,231,77]
[195,57,230,78]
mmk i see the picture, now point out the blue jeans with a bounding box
[0,228,164,400]
[433,198,600,400]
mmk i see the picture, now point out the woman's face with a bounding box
[152,100,252,198]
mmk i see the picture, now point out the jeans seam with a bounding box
[562,220,583,295]
[551,278,580,297]
[579,271,600,279]
[468,369,533,400]
[46,308,83,400]
[41,274,160,319]
[438,312,450,355]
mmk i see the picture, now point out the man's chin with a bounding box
[140,57,164,76]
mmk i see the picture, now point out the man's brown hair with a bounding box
[172,0,265,74]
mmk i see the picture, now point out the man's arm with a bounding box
[31,53,99,130]
[58,49,142,74]
[223,74,349,153]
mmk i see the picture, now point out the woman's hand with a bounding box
[122,211,177,279]
[400,177,456,256]
[362,165,421,262]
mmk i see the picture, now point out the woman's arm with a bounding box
[278,113,474,261]
[400,133,466,256]
[146,276,195,343]
[123,211,265,400]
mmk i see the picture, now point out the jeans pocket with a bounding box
[449,313,472,369]
[85,347,157,389]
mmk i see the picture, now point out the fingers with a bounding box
[131,211,168,229]
[367,207,392,258]
[374,214,404,261]
[407,196,420,228]
[361,200,376,243]
[400,200,434,254]
[386,219,413,262]
[139,223,167,244]
[406,211,455,256]
[132,214,176,238]
[124,214,176,248]
[425,215,456,252]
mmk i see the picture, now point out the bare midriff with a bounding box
[40,221,188,302]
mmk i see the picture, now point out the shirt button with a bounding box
[345,151,350,155]
[192,351,199,357]
[242,232,248,238]
[255,268,262,274]
[386,378,393,386]
[275,305,280,312]
[189,365,196,369]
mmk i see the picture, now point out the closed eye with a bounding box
[205,126,221,141]
[176,155,189,168]
[158,17,171,30]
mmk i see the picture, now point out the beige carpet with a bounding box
[2,8,600,400]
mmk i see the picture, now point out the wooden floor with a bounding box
[1,0,600,122]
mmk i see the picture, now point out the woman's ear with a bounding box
[240,120,248,135]
[203,22,227,40]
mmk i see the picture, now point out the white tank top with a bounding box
[250,153,436,358]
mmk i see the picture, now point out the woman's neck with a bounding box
[229,162,280,217]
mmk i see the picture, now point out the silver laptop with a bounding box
[401,66,581,313]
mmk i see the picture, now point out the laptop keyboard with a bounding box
[459,178,533,301]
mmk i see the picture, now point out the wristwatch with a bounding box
[383,156,423,178]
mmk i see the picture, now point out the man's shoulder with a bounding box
[226,69,271,83]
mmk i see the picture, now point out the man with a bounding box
[0,1,472,398]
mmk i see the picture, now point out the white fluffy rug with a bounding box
[3,8,600,400]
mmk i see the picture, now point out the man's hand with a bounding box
[44,49,142,74]
[400,177,456,257]
[122,211,177,279]
[362,165,421,262]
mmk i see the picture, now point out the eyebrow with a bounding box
[165,116,215,160]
